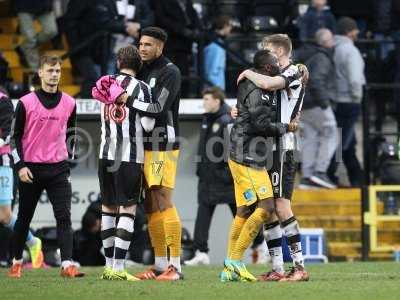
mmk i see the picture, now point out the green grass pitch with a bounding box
[1,262,400,300]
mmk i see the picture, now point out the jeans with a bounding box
[18,11,58,69]
[328,103,364,186]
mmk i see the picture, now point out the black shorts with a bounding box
[98,159,142,206]
[268,150,297,200]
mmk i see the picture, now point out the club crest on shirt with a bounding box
[212,123,220,133]
[149,78,156,88]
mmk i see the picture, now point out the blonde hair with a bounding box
[262,34,292,56]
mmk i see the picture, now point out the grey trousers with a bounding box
[300,106,338,178]
[18,11,58,69]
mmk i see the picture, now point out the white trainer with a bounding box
[184,250,210,266]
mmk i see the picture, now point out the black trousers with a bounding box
[12,162,73,261]
[193,182,264,253]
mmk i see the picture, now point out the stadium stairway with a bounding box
[0,0,81,97]
[292,188,396,261]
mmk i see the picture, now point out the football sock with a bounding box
[162,207,182,271]
[170,256,181,273]
[231,208,269,260]
[154,256,169,272]
[113,213,135,272]
[61,260,73,269]
[147,211,168,271]
[5,215,36,247]
[101,212,116,268]
[227,216,246,259]
[281,216,304,267]
[265,221,284,273]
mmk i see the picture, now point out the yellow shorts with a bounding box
[144,150,179,189]
[228,159,274,207]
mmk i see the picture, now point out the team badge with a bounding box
[243,189,256,202]
[150,78,156,88]
[212,123,220,133]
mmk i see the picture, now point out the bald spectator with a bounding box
[295,29,337,189]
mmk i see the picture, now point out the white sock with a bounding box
[113,259,125,272]
[154,256,168,272]
[105,257,113,269]
[282,217,304,268]
[170,256,181,273]
[101,213,116,268]
[13,258,23,265]
[113,214,134,272]
[265,221,284,274]
[61,260,73,269]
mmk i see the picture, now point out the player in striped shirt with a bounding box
[238,34,309,282]
[93,45,155,281]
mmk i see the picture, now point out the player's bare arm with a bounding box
[237,69,286,91]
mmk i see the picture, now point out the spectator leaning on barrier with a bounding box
[298,0,336,41]
[295,28,338,189]
[14,0,58,70]
[203,15,232,91]
[328,17,365,187]
[184,87,235,266]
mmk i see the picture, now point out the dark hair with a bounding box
[337,17,358,35]
[82,211,99,233]
[117,45,143,72]
[202,86,226,103]
[262,34,292,55]
[39,55,62,68]
[141,26,168,43]
[212,15,231,30]
[253,50,280,76]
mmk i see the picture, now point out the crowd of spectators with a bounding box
[2,0,400,188]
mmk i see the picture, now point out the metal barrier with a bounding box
[361,83,400,260]
[364,185,400,252]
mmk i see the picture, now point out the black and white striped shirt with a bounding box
[99,73,154,163]
[276,64,305,150]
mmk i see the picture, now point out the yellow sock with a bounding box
[231,208,269,260]
[162,206,182,257]
[147,212,167,257]
[227,216,246,259]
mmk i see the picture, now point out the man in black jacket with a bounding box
[64,0,142,97]
[132,27,183,281]
[295,28,338,189]
[108,0,155,73]
[153,0,203,96]
[184,87,234,266]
